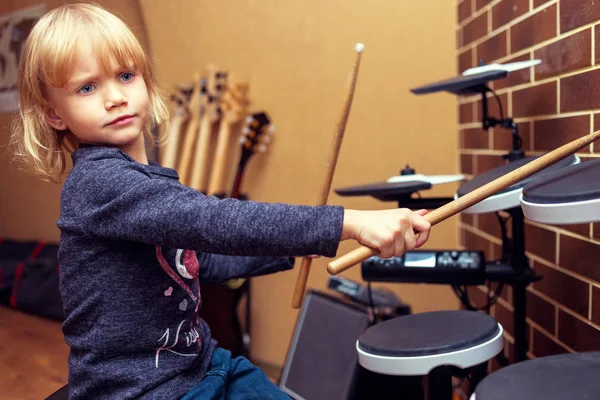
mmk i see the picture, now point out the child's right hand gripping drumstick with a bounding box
[328,129,600,275]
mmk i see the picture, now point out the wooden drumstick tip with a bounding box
[355,43,365,53]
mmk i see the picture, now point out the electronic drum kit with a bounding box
[332,60,600,400]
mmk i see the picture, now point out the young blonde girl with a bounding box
[12,3,431,399]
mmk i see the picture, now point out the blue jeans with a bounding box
[182,348,291,399]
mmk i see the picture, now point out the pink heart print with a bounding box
[164,287,173,296]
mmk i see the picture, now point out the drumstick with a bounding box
[327,129,600,275]
[291,42,364,309]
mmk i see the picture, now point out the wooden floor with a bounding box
[0,306,68,400]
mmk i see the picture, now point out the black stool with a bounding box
[471,351,600,400]
[357,310,503,400]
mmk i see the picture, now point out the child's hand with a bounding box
[341,208,431,259]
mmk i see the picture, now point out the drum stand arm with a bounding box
[480,88,524,162]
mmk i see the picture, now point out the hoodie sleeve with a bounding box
[58,154,344,258]
[196,253,295,283]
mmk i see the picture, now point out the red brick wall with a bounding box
[458,0,600,362]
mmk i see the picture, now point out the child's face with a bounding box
[45,41,150,160]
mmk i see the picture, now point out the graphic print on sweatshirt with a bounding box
[154,246,202,368]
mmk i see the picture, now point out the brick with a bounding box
[533,263,589,317]
[458,48,473,73]
[561,67,600,112]
[492,0,530,31]
[477,31,508,64]
[492,121,531,152]
[559,234,600,282]
[459,101,475,124]
[534,0,552,7]
[511,4,557,53]
[461,213,475,226]
[532,328,568,357]
[527,289,556,334]
[534,29,592,80]
[494,54,531,90]
[560,0,600,33]
[533,115,590,153]
[476,0,493,11]
[594,113,600,132]
[463,229,493,259]
[467,286,490,307]
[458,0,473,24]
[596,25,600,65]
[460,154,474,175]
[478,212,503,238]
[463,12,489,46]
[595,223,600,241]
[495,301,514,336]
[525,223,556,263]
[475,154,506,174]
[592,286,600,325]
[512,82,557,118]
[462,128,489,149]
[561,224,591,238]
[558,310,600,352]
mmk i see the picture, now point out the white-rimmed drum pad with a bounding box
[520,158,600,224]
[456,155,579,214]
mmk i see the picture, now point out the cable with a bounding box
[489,88,505,121]
[367,281,376,326]
[452,282,504,312]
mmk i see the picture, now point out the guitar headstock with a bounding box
[183,72,205,122]
[168,84,192,119]
[221,78,250,124]
[239,112,274,160]
[202,65,228,123]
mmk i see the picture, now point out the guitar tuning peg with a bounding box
[268,125,276,134]
[238,135,247,144]
[245,115,253,124]
[242,127,250,135]
[261,135,272,144]
[258,144,267,153]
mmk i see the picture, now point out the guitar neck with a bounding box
[189,116,214,192]
[229,153,252,199]
[161,114,187,169]
[207,121,233,196]
[177,116,200,185]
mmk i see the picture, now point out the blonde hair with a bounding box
[11,2,169,182]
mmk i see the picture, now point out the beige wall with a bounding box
[1,1,460,368]
[138,0,460,366]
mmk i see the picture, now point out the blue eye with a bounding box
[78,84,95,94]
[120,72,135,82]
